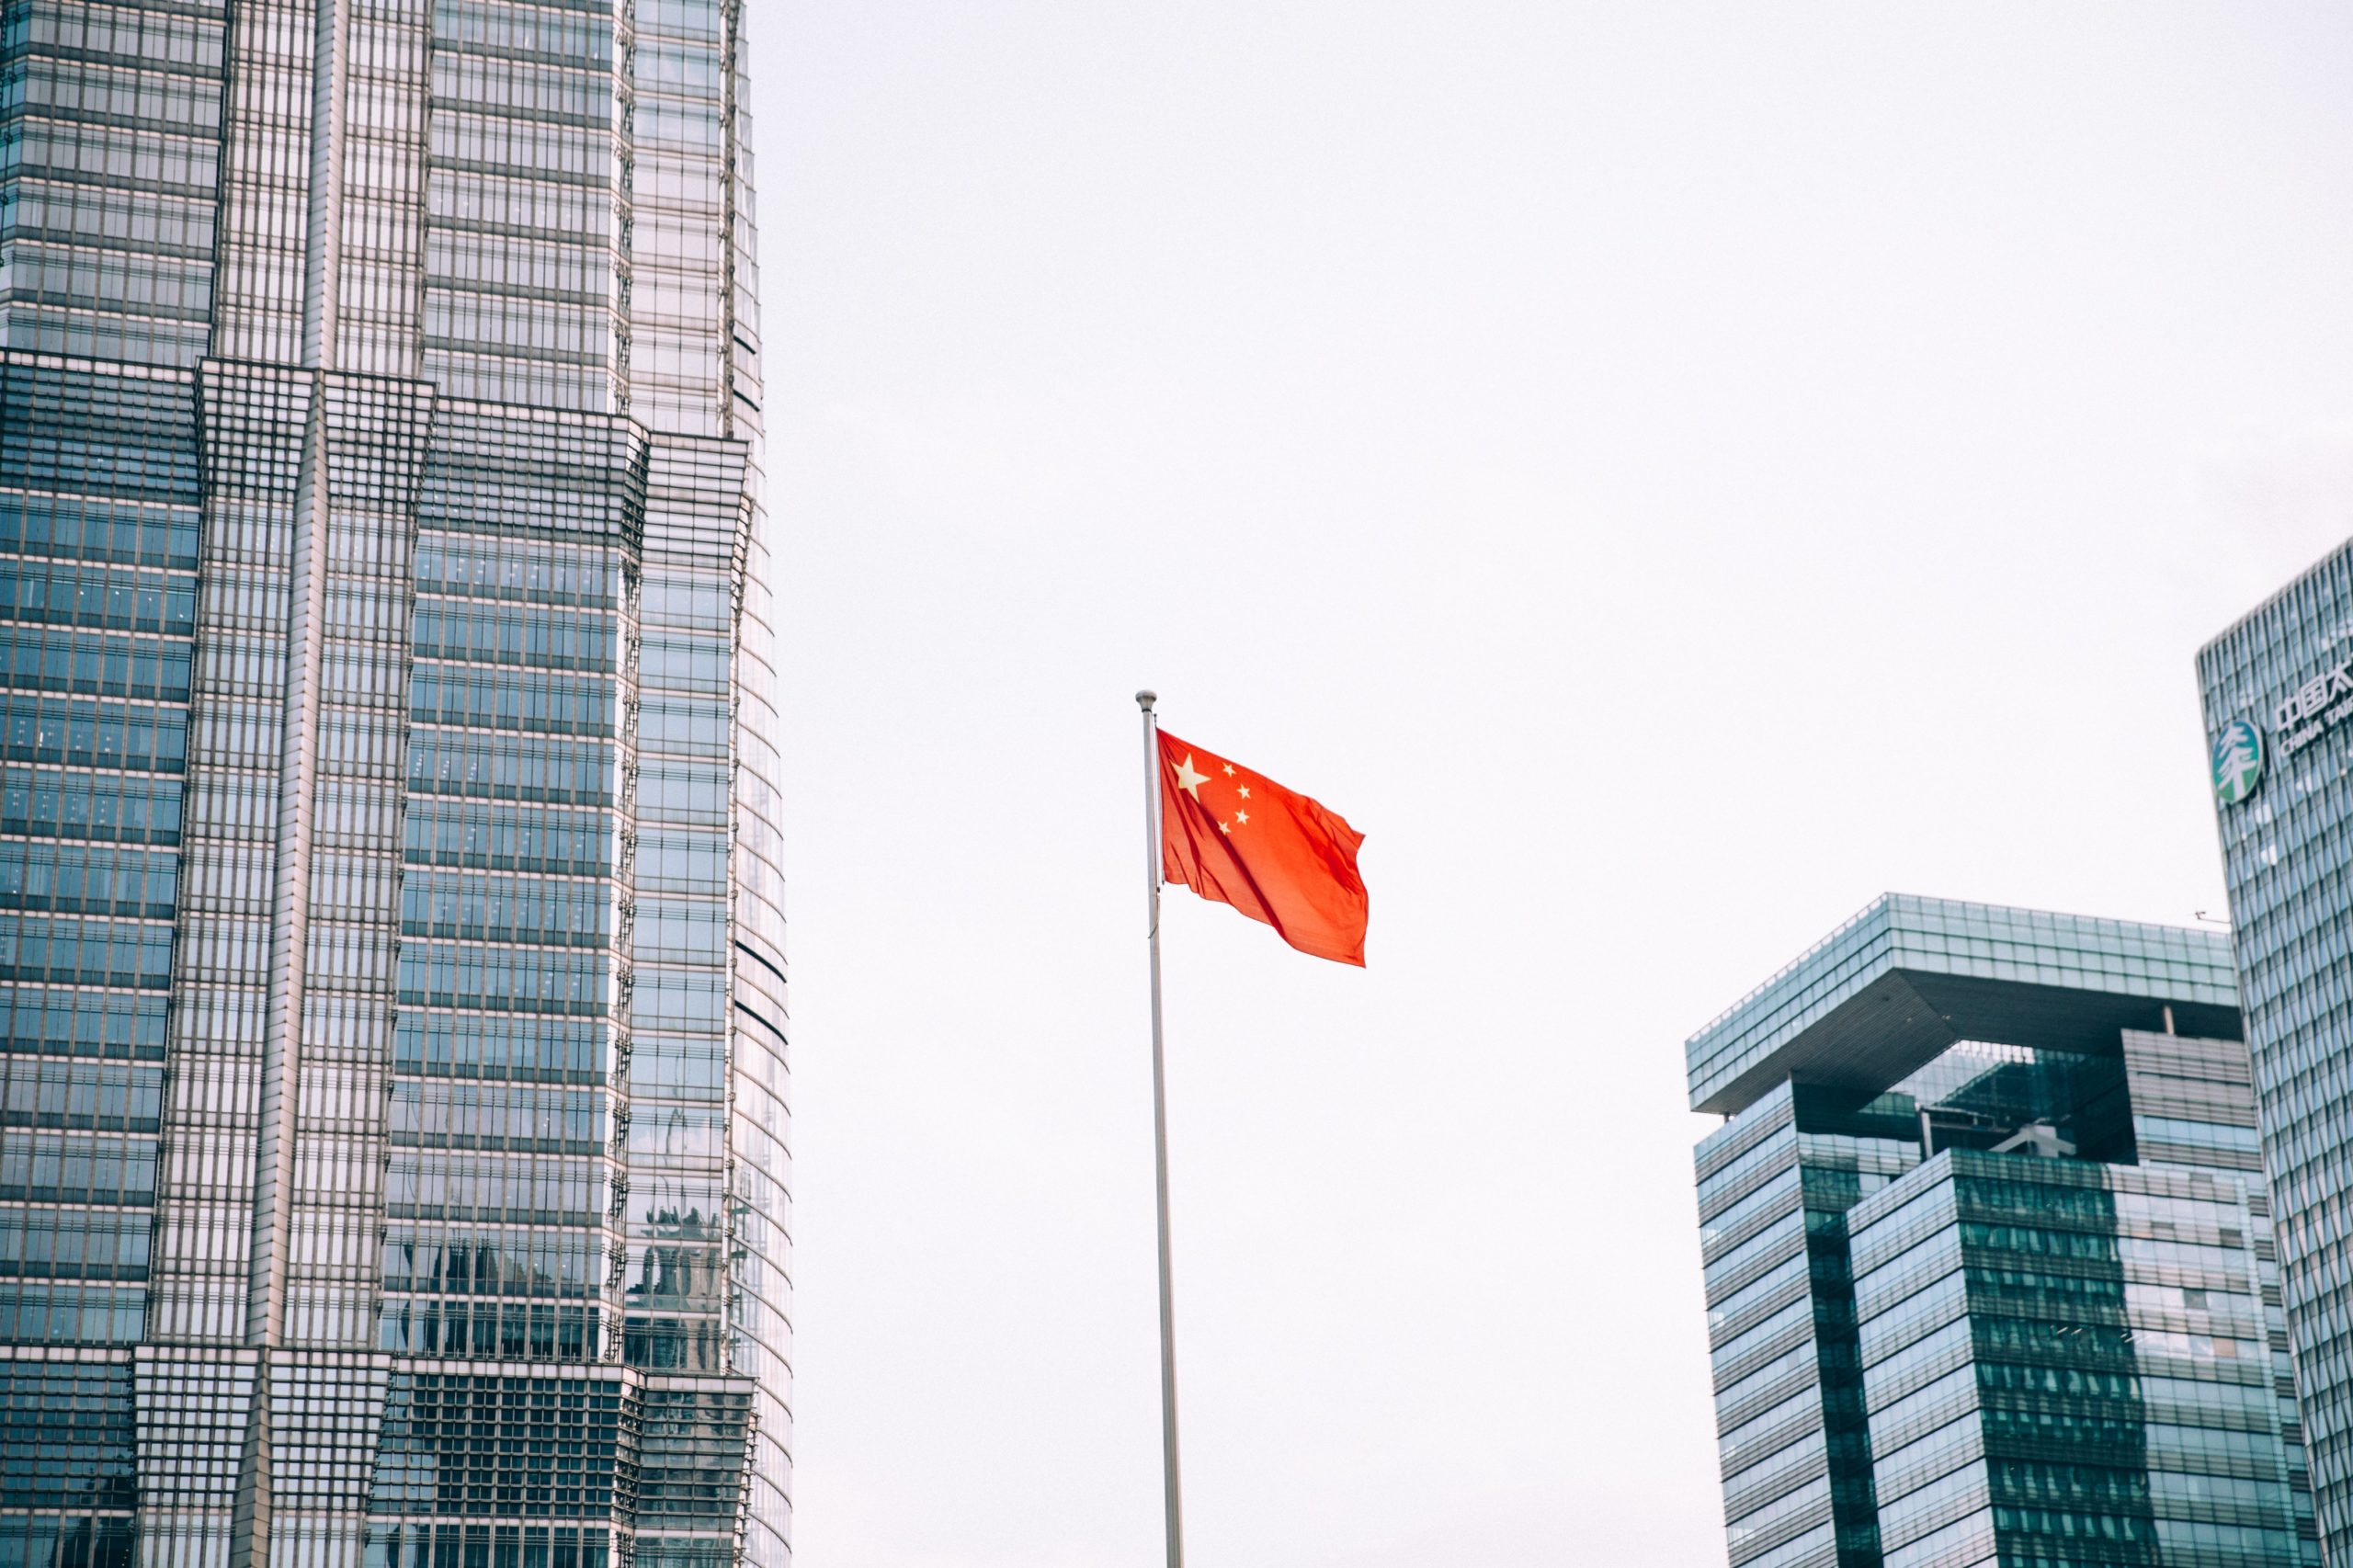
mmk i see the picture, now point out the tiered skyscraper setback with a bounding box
[1690,895,2313,1568]
[0,3,790,1566]
[2201,548,2353,1568]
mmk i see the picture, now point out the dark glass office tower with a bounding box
[1690,895,2313,1568]
[0,5,789,1568]
[2202,548,2353,1567]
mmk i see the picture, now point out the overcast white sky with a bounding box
[747,6,2353,1564]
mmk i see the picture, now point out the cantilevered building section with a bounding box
[0,5,790,1567]
[1690,895,2313,1568]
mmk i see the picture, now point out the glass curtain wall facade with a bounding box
[1690,895,2313,1568]
[0,4,789,1568]
[2201,545,2353,1568]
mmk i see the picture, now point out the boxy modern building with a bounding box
[1691,894,2313,1568]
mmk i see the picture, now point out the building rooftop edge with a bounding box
[1686,892,2239,1118]
[2198,535,2353,662]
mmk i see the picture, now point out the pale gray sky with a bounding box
[748,6,2353,1564]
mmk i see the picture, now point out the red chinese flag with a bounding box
[1157,729,1369,966]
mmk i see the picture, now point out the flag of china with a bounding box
[1157,729,1368,966]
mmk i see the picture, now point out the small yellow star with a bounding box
[1234,810,1249,825]
[1218,820,1231,835]
[1222,764,1235,776]
[1237,786,1250,800]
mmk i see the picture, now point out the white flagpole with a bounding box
[1136,689,1186,1568]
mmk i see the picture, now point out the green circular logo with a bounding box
[2212,718,2265,806]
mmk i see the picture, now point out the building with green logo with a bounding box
[1690,894,2313,1568]
[2202,551,2353,1565]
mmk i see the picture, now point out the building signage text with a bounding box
[2275,662,2353,759]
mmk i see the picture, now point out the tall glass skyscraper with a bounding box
[2202,547,2353,1567]
[0,5,790,1568]
[1690,895,2314,1568]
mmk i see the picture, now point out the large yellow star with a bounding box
[1171,754,1210,800]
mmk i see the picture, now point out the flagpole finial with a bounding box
[1136,690,1157,711]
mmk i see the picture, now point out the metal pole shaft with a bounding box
[1136,689,1185,1568]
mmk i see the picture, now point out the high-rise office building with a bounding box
[1690,894,2314,1568]
[0,5,790,1568]
[2201,548,2353,1566]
